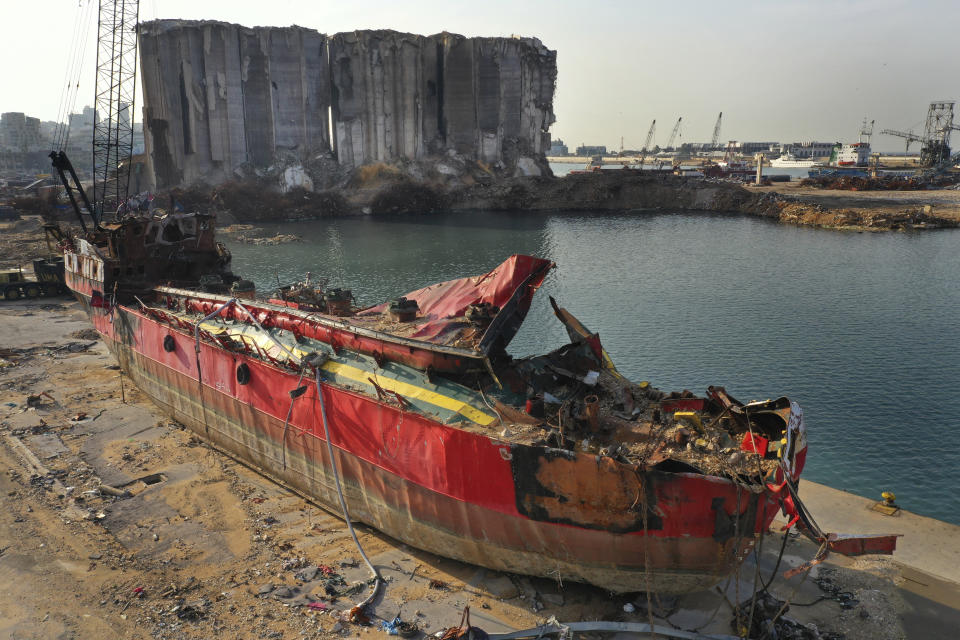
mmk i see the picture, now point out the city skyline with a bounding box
[3,0,958,153]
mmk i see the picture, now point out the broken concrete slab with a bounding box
[24,433,68,459]
[478,572,519,600]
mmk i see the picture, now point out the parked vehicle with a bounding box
[0,258,67,300]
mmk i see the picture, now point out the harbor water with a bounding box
[225,211,960,525]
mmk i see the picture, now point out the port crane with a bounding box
[641,120,656,153]
[881,101,959,167]
[638,119,655,167]
[858,118,874,144]
[710,112,722,150]
[665,117,682,151]
[50,0,140,233]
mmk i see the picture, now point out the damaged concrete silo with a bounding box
[327,31,436,167]
[437,33,557,173]
[138,20,556,190]
[139,20,332,189]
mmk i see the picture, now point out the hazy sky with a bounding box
[4,0,958,152]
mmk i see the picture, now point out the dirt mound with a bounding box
[800,174,960,191]
[368,181,448,214]
[69,328,101,340]
[165,182,352,222]
[10,195,55,217]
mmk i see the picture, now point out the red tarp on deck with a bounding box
[359,255,554,347]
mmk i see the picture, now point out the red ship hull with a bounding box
[69,279,786,593]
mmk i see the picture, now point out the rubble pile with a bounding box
[140,168,960,232]
[799,173,960,191]
[160,181,350,222]
[0,217,78,268]
[496,344,784,483]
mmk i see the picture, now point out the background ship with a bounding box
[770,152,817,168]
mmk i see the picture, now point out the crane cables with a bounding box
[53,0,97,152]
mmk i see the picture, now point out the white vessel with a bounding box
[770,152,817,168]
[830,142,871,167]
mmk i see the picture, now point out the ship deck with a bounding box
[145,290,786,482]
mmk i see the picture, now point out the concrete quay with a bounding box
[785,481,960,589]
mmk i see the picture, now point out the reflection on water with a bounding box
[225,211,960,524]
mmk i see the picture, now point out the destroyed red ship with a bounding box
[51,202,898,594]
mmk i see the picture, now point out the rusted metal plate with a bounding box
[510,447,657,532]
[826,533,901,556]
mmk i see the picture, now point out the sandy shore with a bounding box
[2,298,959,639]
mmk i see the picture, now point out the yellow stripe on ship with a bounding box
[199,321,496,426]
[322,361,495,426]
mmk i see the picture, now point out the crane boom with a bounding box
[880,128,924,143]
[666,117,682,150]
[641,120,656,153]
[881,128,924,154]
[710,112,722,149]
[638,119,656,169]
[50,0,140,230]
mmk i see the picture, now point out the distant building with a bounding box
[0,105,142,177]
[726,141,778,155]
[39,120,59,142]
[781,141,836,158]
[575,144,606,156]
[549,138,568,156]
[0,112,44,152]
[679,142,715,153]
[68,106,97,130]
[59,106,98,174]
